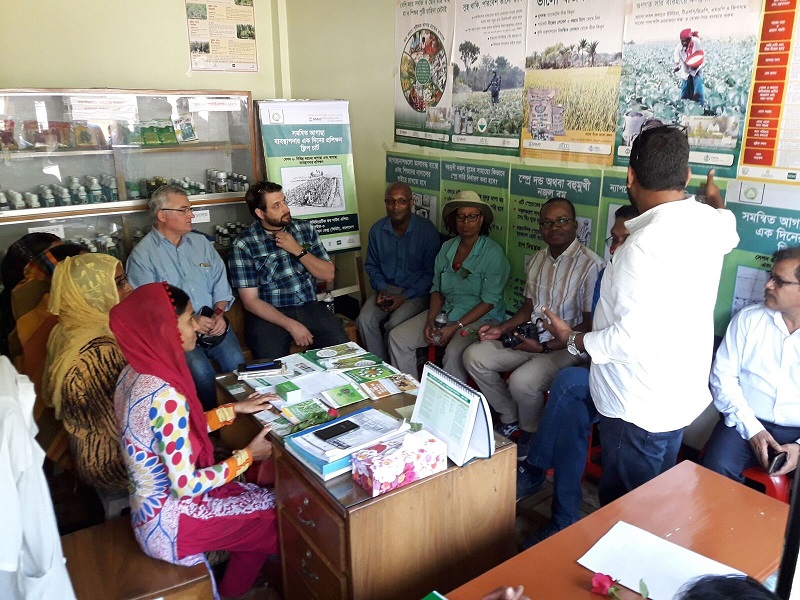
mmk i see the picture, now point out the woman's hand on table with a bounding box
[246,426,274,461]
[235,392,278,415]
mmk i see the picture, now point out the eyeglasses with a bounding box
[161,207,195,215]
[539,217,574,230]
[385,197,411,206]
[455,213,482,222]
[605,235,626,247]
[768,272,800,288]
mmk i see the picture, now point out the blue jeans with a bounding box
[245,301,348,360]
[703,418,800,483]
[185,330,245,410]
[525,366,598,528]
[598,415,683,506]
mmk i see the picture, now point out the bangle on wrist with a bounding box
[296,248,308,259]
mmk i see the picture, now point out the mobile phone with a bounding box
[243,360,281,371]
[198,306,214,318]
[768,449,788,475]
[313,420,358,441]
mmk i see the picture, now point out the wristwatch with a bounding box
[540,341,551,354]
[567,332,581,356]
[296,248,308,259]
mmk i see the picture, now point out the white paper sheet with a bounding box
[577,521,743,600]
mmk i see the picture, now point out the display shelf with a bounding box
[114,143,250,154]
[0,194,247,225]
[0,88,255,247]
[0,149,114,159]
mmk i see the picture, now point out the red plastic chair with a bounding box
[742,466,791,503]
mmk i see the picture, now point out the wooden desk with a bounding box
[448,461,789,600]
[216,374,517,600]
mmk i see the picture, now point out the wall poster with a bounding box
[521,0,625,165]
[186,0,258,72]
[450,0,528,154]
[395,0,457,148]
[256,100,360,253]
[614,0,761,178]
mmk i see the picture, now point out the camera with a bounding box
[500,321,539,349]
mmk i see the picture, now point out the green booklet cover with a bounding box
[321,383,369,408]
[317,352,383,370]
[340,364,397,384]
[303,342,366,365]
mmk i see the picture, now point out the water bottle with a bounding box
[432,310,448,343]
[323,291,335,314]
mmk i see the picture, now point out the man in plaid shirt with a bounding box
[228,180,348,359]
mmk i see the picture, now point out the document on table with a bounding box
[578,521,743,600]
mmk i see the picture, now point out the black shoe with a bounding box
[516,462,546,502]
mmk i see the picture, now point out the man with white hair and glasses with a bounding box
[127,184,244,410]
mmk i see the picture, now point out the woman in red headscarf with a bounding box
[110,282,278,599]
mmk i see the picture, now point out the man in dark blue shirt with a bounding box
[357,182,440,361]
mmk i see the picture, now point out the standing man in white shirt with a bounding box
[543,125,739,504]
[703,246,800,480]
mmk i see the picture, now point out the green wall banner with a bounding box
[256,100,360,253]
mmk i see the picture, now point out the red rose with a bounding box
[591,573,622,598]
[591,573,615,595]
[327,408,339,417]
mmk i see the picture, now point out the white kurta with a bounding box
[0,356,76,600]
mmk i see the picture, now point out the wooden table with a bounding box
[447,461,789,600]
[216,373,517,600]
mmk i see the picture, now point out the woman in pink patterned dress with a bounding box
[110,282,278,599]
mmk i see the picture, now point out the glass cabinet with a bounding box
[0,88,256,255]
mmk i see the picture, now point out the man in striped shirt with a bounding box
[463,198,603,457]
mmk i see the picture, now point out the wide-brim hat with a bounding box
[441,191,494,227]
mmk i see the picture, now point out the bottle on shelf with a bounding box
[76,186,87,205]
[431,309,448,343]
[68,176,81,204]
[0,192,9,211]
[87,177,104,204]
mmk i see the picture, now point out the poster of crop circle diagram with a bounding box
[401,29,448,113]
[394,2,455,149]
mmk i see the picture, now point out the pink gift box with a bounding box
[351,430,448,497]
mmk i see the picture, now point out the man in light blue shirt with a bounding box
[356,182,440,361]
[127,184,244,409]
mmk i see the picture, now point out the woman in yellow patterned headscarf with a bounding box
[44,253,133,491]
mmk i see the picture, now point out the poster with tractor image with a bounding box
[613,0,761,179]
[449,0,528,155]
[395,0,456,149]
[520,0,625,166]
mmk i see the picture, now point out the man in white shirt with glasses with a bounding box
[703,246,800,481]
